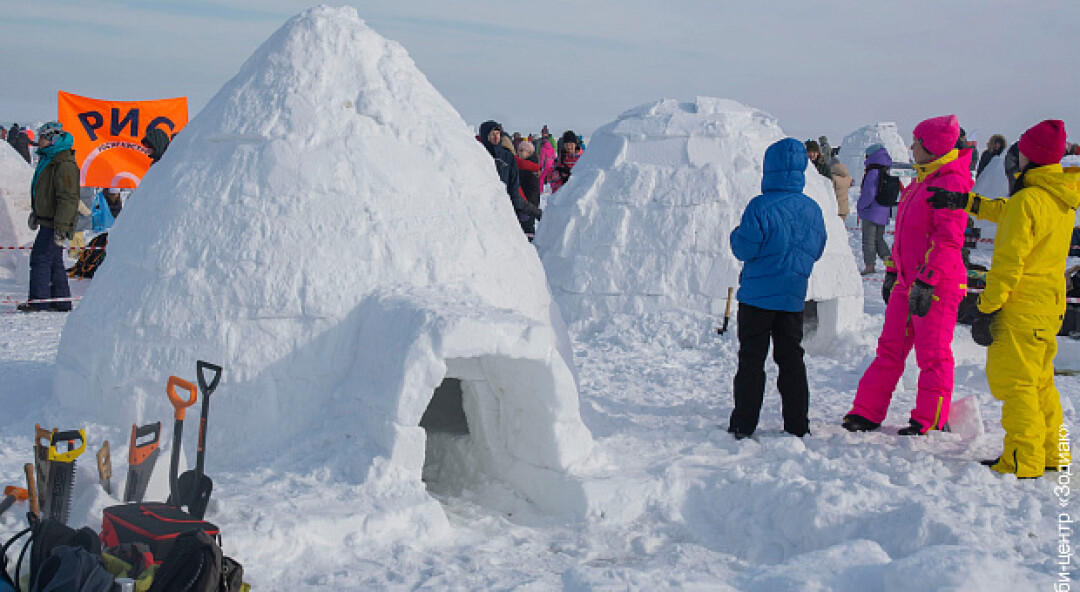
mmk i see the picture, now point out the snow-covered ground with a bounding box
[1,6,1076,590]
[0,219,1076,590]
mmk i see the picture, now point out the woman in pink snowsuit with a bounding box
[843,115,974,435]
[538,140,556,192]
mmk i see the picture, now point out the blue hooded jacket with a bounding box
[730,138,827,312]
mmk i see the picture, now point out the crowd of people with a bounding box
[727,116,1077,481]
[817,116,1073,480]
[475,122,585,238]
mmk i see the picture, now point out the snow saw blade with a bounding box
[45,429,86,524]
[123,422,161,503]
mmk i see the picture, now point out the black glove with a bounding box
[28,212,38,231]
[882,271,897,304]
[926,187,969,210]
[524,202,542,220]
[908,279,935,317]
[971,309,996,346]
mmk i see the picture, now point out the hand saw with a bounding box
[123,422,161,503]
[97,440,112,495]
[45,429,86,524]
[34,424,56,513]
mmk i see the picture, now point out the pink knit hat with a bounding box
[913,115,960,156]
[1019,119,1067,166]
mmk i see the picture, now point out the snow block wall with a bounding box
[53,6,594,525]
[837,122,911,187]
[535,98,862,335]
[0,142,34,278]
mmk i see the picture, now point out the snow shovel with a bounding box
[716,287,735,335]
[164,375,198,509]
[176,360,222,519]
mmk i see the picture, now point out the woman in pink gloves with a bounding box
[843,115,974,435]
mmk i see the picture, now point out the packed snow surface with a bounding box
[2,229,1075,589]
[0,6,1076,591]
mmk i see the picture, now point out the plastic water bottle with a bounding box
[114,578,135,592]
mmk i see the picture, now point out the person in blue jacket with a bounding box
[728,137,827,439]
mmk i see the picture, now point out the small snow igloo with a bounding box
[0,142,34,279]
[535,98,862,336]
[53,6,594,524]
[837,122,912,187]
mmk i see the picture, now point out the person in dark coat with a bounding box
[141,127,171,163]
[12,128,32,164]
[515,141,543,236]
[727,138,828,439]
[515,140,542,207]
[19,122,80,312]
[804,140,831,179]
[477,120,541,235]
[976,134,1007,178]
[6,124,18,146]
[550,130,582,193]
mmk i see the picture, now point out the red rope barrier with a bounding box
[1,246,105,250]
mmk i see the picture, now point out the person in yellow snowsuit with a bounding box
[928,120,1078,478]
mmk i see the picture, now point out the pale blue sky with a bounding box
[3,1,1077,145]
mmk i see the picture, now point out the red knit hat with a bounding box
[912,115,960,156]
[1018,119,1067,166]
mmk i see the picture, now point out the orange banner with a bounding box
[57,91,188,189]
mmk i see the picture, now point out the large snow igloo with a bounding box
[535,98,862,335]
[837,122,912,187]
[53,6,594,522]
[0,142,34,279]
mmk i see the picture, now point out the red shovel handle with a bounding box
[167,376,198,420]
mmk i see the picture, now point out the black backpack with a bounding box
[147,530,243,592]
[31,546,113,592]
[69,233,108,279]
[874,169,902,207]
[1,516,102,592]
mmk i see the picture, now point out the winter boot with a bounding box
[982,456,1062,473]
[727,426,753,441]
[897,419,926,436]
[842,414,880,432]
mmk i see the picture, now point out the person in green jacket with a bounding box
[20,122,80,312]
[928,119,1079,478]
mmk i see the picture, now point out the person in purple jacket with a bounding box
[857,144,894,275]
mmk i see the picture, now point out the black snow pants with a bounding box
[728,303,809,437]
